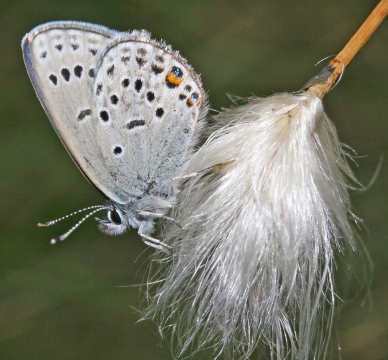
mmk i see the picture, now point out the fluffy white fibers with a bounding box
[143,91,359,360]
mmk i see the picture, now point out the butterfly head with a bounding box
[96,204,131,236]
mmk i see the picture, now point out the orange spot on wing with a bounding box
[166,72,184,85]
[187,98,195,106]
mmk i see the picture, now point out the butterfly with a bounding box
[22,21,208,249]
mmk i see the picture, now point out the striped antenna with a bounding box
[38,205,109,227]
[38,205,112,244]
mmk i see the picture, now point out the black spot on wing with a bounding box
[96,83,103,96]
[151,64,164,75]
[78,109,91,121]
[156,108,164,118]
[113,146,122,155]
[122,78,129,88]
[136,57,147,67]
[99,110,109,122]
[49,74,57,85]
[61,68,70,82]
[126,120,145,130]
[134,79,143,92]
[107,65,115,76]
[74,65,83,78]
[110,95,119,105]
[121,56,130,64]
[147,91,155,102]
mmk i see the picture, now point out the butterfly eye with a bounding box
[108,209,122,225]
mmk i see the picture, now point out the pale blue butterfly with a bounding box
[22,21,208,249]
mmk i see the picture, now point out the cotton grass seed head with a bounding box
[142,3,387,358]
[143,91,359,360]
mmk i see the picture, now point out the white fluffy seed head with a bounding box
[143,92,360,360]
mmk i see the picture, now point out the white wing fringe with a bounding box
[143,92,360,360]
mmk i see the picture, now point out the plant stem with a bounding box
[306,0,388,98]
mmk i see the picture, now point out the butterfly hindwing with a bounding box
[92,33,207,199]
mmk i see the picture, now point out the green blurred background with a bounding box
[0,1,387,359]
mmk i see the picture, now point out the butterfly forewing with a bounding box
[22,22,124,199]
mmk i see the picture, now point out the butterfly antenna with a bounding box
[38,205,109,227]
[48,206,111,245]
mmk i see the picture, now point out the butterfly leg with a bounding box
[170,163,227,181]
[136,211,182,229]
[139,232,172,250]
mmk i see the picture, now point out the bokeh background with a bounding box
[1,1,387,359]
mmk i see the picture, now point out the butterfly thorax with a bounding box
[97,191,175,236]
